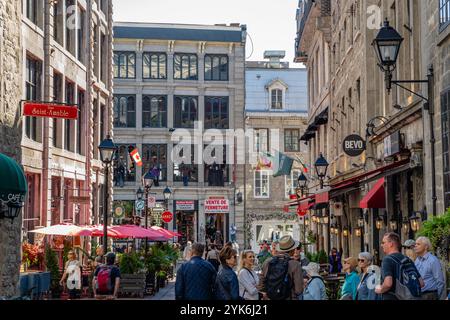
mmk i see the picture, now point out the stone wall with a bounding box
[0,0,23,297]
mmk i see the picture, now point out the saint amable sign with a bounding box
[23,102,78,120]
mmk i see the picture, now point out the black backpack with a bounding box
[265,256,291,300]
[388,255,422,300]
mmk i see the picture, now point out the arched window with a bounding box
[143,53,167,79]
[142,95,167,128]
[174,54,198,80]
[113,95,136,127]
[174,96,198,128]
[113,51,136,78]
[205,54,228,81]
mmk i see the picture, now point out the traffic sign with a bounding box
[135,200,145,211]
[148,196,156,208]
[162,211,173,223]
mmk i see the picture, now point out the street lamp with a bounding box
[372,19,403,69]
[314,153,329,189]
[297,172,308,197]
[163,187,172,227]
[143,171,156,189]
[136,187,144,200]
[142,171,157,253]
[409,210,427,233]
[98,135,116,251]
[402,217,410,233]
[355,228,362,237]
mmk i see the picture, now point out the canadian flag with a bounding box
[130,148,143,167]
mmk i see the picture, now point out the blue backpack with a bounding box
[388,255,422,300]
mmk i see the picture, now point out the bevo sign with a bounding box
[343,135,366,157]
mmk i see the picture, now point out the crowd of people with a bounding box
[175,232,450,301]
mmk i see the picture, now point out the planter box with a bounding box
[119,274,146,298]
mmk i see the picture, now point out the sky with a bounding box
[112,0,301,65]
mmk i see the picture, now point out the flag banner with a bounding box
[273,151,294,177]
[255,152,274,171]
[130,148,143,167]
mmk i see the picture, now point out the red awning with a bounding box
[315,191,329,204]
[299,199,315,210]
[286,194,315,207]
[359,178,386,209]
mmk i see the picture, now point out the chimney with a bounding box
[263,50,286,68]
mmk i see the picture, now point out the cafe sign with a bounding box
[176,200,195,211]
[23,102,78,120]
[343,135,366,157]
[204,197,229,214]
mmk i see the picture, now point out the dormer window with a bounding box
[271,89,283,109]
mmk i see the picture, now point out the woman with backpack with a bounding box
[60,250,82,299]
[214,246,240,300]
[302,262,327,300]
[238,250,259,300]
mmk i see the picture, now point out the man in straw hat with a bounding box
[257,235,304,300]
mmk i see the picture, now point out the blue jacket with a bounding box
[356,272,381,300]
[329,253,342,273]
[214,265,240,300]
[175,256,217,300]
[341,271,360,300]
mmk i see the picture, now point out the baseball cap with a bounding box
[402,239,416,248]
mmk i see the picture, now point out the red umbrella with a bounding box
[151,226,182,237]
[77,225,121,237]
[106,225,170,240]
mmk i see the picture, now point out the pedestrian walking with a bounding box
[402,239,417,261]
[329,247,342,274]
[340,257,359,300]
[93,246,105,268]
[93,252,121,300]
[257,235,304,300]
[59,250,82,299]
[238,250,259,300]
[175,242,217,300]
[414,236,446,300]
[356,252,380,300]
[214,246,240,300]
[302,262,327,300]
[375,232,424,300]
[206,244,220,272]
[183,241,192,261]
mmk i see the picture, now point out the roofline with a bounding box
[114,21,244,32]
[245,67,307,71]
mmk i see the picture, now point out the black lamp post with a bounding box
[142,171,156,253]
[314,153,329,189]
[297,172,308,197]
[98,135,116,252]
[373,19,436,218]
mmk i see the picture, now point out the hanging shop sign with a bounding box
[176,200,195,211]
[23,102,78,120]
[147,196,156,208]
[384,131,402,158]
[204,197,229,213]
[297,207,308,217]
[343,135,366,157]
[114,206,124,218]
[162,211,173,223]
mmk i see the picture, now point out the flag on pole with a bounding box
[130,148,143,167]
[273,151,294,177]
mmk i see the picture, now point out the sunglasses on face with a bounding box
[358,259,366,262]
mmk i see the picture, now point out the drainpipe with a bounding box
[427,66,437,217]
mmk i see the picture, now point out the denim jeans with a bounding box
[183,176,189,186]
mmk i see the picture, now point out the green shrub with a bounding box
[45,247,61,296]
[119,252,145,274]
[317,250,328,264]
[417,209,450,257]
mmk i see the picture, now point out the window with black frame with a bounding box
[142,95,167,128]
[205,97,229,129]
[205,55,228,81]
[204,145,229,185]
[64,81,75,152]
[142,144,167,183]
[271,89,283,109]
[284,129,300,152]
[114,144,136,184]
[173,145,198,183]
[25,56,41,141]
[113,52,136,79]
[174,53,198,80]
[113,95,136,128]
[440,0,450,29]
[441,90,450,208]
[143,53,167,79]
[174,96,198,128]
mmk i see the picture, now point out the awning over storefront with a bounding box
[315,190,329,204]
[360,178,386,209]
[299,198,315,211]
[314,107,329,125]
[300,131,316,142]
[0,152,27,206]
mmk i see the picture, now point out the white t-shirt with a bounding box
[66,260,81,290]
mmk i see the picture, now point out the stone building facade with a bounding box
[0,0,23,298]
[112,22,246,249]
[296,0,428,259]
[20,0,114,243]
[244,53,308,252]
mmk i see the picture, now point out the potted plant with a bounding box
[118,252,146,298]
[157,270,167,288]
[45,247,61,299]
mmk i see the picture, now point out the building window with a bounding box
[205,97,229,129]
[25,56,42,141]
[285,170,301,199]
[205,55,228,81]
[174,96,198,128]
[26,0,43,28]
[53,1,64,45]
[441,89,450,208]
[173,145,198,182]
[92,99,98,159]
[77,89,84,155]
[64,81,75,151]
[254,129,269,153]
[113,52,136,79]
[66,0,75,56]
[143,53,167,79]
[77,6,86,64]
[284,129,300,152]
[174,53,197,80]
[53,72,63,148]
[113,95,136,128]
[271,89,283,109]
[204,145,229,185]
[114,145,136,183]
[142,96,167,128]
[440,0,450,29]
[142,144,167,182]
[254,171,270,198]
[100,33,107,83]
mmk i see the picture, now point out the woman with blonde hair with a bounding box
[60,250,82,299]
[238,250,259,300]
[340,257,360,300]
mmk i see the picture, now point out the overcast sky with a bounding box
[112,0,301,65]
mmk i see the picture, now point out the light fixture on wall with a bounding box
[409,209,427,232]
[402,217,410,233]
[355,227,362,237]
[343,226,349,237]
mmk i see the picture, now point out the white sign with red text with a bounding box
[204,198,229,213]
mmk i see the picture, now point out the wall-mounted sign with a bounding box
[114,206,124,218]
[162,211,173,223]
[176,201,195,211]
[135,199,145,211]
[148,196,156,208]
[384,131,402,158]
[69,196,90,204]
[343,135,366,157]
[23,102,78,120]
[204,198,229,213]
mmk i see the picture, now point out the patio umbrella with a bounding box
[28,223,86,236]
[76,225,122,237]
[151,226,182,238]
[92,225,170,241]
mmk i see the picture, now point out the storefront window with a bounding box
[173,145,198,183]
[142,144,167,183]
[114,144,136,184]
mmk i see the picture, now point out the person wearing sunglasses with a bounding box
[214,246,240,300]
[355,252,380,300]
[238,250,259,300]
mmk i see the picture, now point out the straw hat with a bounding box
[276,235,300,253]
[303,262,321,278]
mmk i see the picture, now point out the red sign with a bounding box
[161,211,173,223]
[297,206,307,217]
[130,148,143,167]
[23,102,78,119]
